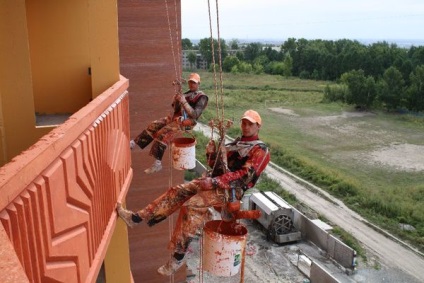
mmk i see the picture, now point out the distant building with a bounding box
[182,50,208,70]
[182,49,244,70]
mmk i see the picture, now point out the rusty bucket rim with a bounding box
[172,137,196,148]
[203,220,248,237]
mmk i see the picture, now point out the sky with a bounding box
[181,0,424,43]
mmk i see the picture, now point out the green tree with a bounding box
[266,61,284,76]
[406,65,424,111]
[228,39,239,50]
[367,42,402,78]
[253,63,264,74]
[237,62,253,73]
[187,51,197,69]
[230,65,240,74]
[235,51,244,61]
[331,40,370,80]
[253,55,269,67]
[244,42,262,62]
[289,38,308,76]
[394,57,413,84]
[281,37,297,56]
[223,56,240,72]
[341,69,376,109]
[323,84,348,103]
[263,46,282,62]
[410,46,424,67]
[378,66,406,111]
[283,54,293,77]
[182,38,193,50]
[198,37,228,65]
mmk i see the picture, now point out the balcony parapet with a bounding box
[0,75,132,283]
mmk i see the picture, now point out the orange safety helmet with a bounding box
[188,73,200,84]
[241,109,262,125]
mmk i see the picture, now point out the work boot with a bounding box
[149,141,167,160]
[144,159,162,174]
[157,257,186,276]
[129,140,136,150]
[133,130,154,149]
[116,203,142,228]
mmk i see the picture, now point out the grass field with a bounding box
[185,70,424,251]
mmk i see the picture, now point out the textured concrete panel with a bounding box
[0,86,131,282]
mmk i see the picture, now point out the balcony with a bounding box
[0,76,132,283]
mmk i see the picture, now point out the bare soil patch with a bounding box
[269,107,299,116]
[269,107,424,172]
[368,143,424,172]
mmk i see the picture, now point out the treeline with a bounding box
[182,38,424,112]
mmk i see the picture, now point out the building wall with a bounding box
[0,0,121,165]
[26,0,92,114]
[118,0,188,282]
[104,221,133,283]
[26,0,120,114]
[0,1,38,164]
[0,1,132,282]
[88,0,121,98]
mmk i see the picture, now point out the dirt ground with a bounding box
[269,107,424,172]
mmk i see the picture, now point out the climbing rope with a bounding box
[164,1,180,282]
[165,0,182,84]
[202,0,240,281]
[206,0,233,177]
[207,0,225,123]
[165,1,238,281]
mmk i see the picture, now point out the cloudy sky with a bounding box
[181,0,424,42]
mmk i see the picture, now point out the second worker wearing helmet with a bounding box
[130,73,208,174]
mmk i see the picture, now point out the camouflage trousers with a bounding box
[136,179,226,254]
[135,116,195,160]
[146,116,177,144]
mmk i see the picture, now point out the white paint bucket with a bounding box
[171,137,196,170]
[202,220,248,277]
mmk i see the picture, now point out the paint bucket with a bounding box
[171,136,196,170]
[202,220,248,277]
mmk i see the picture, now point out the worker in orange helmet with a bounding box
[130,72,208,174]
[117,109,270,276]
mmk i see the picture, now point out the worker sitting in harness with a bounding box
[130,72,208,174]
[117,109,270,276]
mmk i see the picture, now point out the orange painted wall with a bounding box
[0,0,120,165]
[26,0,92,114]
[0,1,38,164]
[88,0,120,98]
[25,0,120,114]
[0,1,132,282]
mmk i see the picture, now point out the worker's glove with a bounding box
[214,176,230,190]
[174,116,194,127]
[180,119,194,127]
[197,177,229,190]
[197,177,214,190]
[206,140,216,155]
[174,93,187,104]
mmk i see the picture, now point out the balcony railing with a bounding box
[0,76,132,283]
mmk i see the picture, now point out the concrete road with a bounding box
[265,164,423,282]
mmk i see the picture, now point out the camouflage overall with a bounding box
[136,136,270,254]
